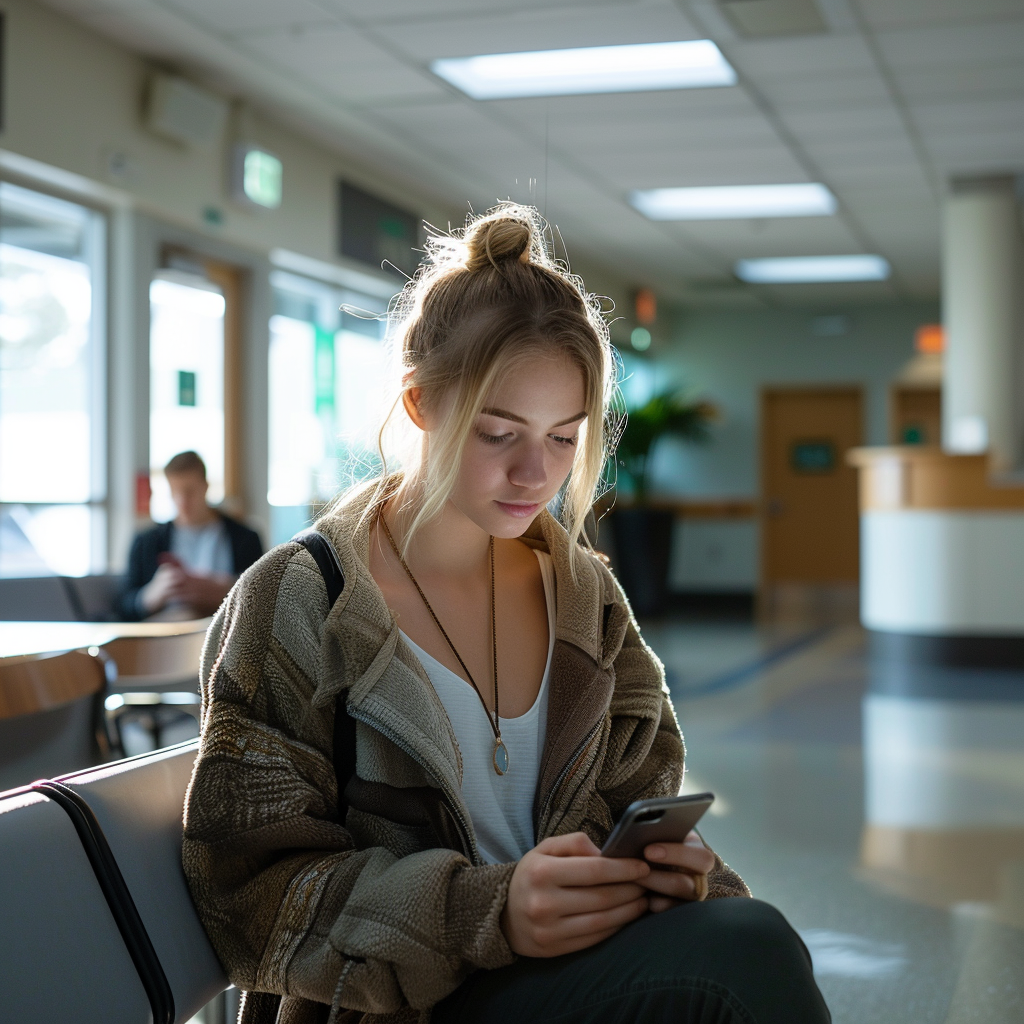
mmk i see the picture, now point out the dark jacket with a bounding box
[117,512,263,620]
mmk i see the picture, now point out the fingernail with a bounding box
[647,845,666,860]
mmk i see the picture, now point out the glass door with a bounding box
[148,271,225,523]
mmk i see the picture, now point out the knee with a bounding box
[697,898,812,971]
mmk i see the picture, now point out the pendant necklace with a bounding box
[380,511,510,776]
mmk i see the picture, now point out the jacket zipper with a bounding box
[538,721,603,839]
[346,705,479,864]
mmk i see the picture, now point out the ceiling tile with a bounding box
[324,0,625,23]
[858,0,1024,30]
[757,70,890,108]
[876,17,1024,68]
[726,32,876,78]
[896,62,1024,107]
[240,25,446,102]
[162,0,336,36]
[673,215,862,260]
[780,104,907,141]
[372,0,702,62]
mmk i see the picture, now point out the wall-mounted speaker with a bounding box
[145,74,228,149]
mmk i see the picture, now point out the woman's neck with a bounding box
[386,498,491,580]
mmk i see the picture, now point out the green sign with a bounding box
[314,328,335,416]
[790,440,835,473]
[178,370,196,407]
[243,149,283,209]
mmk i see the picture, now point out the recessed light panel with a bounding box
[630,183,836,220]
[431,41,736,100]
[735,255,891,283]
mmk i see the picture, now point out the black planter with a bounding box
[608,507,675,617]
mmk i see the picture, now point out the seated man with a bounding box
[118,451,263,620]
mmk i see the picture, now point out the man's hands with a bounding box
[140,563,234,617]
[501,830,717,956]
[501,833,650,957]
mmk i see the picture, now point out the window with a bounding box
[268,270,391,544]
[0,183,105,577]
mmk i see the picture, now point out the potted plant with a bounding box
[607,389,716,616]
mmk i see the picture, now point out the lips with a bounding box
[495,500,542,518]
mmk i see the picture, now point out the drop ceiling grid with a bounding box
[36,0,1024,300]
[159,0,337,35]
[858,0,1024,31]
[238,26,446,103]
[367,0,703,62]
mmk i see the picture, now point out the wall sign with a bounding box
[178,370,196,407]
[338,180,419,280]
[790,439,836,473]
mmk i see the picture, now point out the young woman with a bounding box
[183,206,829,1024]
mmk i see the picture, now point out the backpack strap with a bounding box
[292,529,355,817]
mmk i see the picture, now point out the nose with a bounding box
[507,439,548,490]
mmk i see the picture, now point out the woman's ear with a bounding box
[403,386,428,431]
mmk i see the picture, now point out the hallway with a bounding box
[646,617,1024,1023]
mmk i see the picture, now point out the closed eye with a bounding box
[552,434,578,446]
[477,430,512,445]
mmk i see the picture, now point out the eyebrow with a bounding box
[482,407,587,428]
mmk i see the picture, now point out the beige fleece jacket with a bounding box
[182,482,750,1024]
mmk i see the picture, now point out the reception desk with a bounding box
[849,447,1024,663]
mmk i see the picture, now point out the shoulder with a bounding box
[131,520,172,550]
[207,542,331,697]
[218,512,262,544]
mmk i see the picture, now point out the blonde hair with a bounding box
[348,203,619,567]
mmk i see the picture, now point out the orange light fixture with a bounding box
[915,324,944,354]
[635,288,657,326]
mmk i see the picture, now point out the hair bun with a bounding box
[464,213,533,273]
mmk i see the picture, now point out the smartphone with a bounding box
[600,792,714,860]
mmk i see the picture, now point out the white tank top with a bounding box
[400,549,555,865]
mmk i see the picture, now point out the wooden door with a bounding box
[761,387,863,586]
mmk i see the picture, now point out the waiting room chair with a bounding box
[0,647,111,792]
[102,628,207,756]
[0,739,229,1023]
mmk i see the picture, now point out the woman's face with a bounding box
[445,351,586,539]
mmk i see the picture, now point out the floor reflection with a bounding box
[643,617,1024,1024]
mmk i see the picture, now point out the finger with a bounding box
[543,925,624,957]
[649,896,679,914]
[644,841,716,875]
[540,854,650,888]
[549,895,648,941]
[638,868,704,900]
[545,882,649,918]
[535,832,602,858]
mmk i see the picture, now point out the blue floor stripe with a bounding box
[667,627,834,699]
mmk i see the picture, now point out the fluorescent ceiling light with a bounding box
[735,255,891,283]
[431,40,736,100]
[630,183,836,220]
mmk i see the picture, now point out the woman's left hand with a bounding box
[639,831,716,913]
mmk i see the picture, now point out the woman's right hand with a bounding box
[500,832,651,957]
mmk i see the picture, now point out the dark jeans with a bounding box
[433,898,831,1024]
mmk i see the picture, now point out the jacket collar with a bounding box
[308,479,618,808]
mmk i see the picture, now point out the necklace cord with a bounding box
[379,510,501,742]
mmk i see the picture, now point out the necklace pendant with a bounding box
[493,737,510,776]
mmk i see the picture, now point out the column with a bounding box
[942,175,1024,472]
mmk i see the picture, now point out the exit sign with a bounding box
[232,144,283,209]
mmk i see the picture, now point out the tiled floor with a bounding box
[642,616,1024,1024]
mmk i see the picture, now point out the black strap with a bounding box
[34,780,175,1024]
[292,530,356,815]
